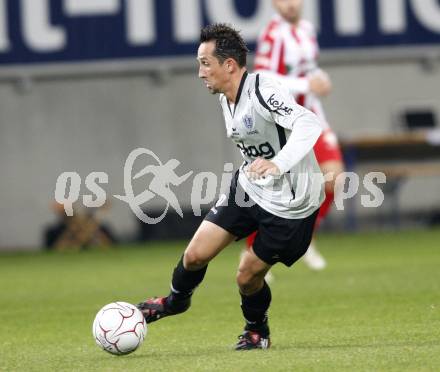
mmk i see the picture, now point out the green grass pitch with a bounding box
[1,229,439,371]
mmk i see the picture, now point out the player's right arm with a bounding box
[254,20,310,95]
[254,19,331,97]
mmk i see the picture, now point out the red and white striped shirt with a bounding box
[254,14,329,129]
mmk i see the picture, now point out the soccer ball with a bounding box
[92,302,147,355]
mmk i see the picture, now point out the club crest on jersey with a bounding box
[243,115,254,130]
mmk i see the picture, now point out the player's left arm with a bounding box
[271,108,322,174]
[303,20,332,96]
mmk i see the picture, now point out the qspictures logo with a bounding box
[113,148,192,224]
[54,148,387,224]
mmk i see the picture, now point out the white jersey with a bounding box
[254,14,328,128]
[219,72,324,219]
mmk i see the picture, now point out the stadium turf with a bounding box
[0,229,439,371]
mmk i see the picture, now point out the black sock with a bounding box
[166,256,208,312]
[240,281,271,336]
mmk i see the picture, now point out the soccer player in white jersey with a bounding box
[137,24,324,350]
[246,0,345,270]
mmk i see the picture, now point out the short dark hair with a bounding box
[200,23,249,67]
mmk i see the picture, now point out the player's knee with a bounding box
[324,163,344,194]
[183,249,209,270]
[236,269,262,295]
[324,179,336,195]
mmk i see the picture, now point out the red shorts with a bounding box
[313,129,343,164]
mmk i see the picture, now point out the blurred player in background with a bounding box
[246,0,345,271]
[138,23,324,350]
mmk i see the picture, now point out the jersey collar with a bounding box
[227,70,248,117]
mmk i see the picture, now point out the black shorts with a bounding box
[204,172,319,267]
